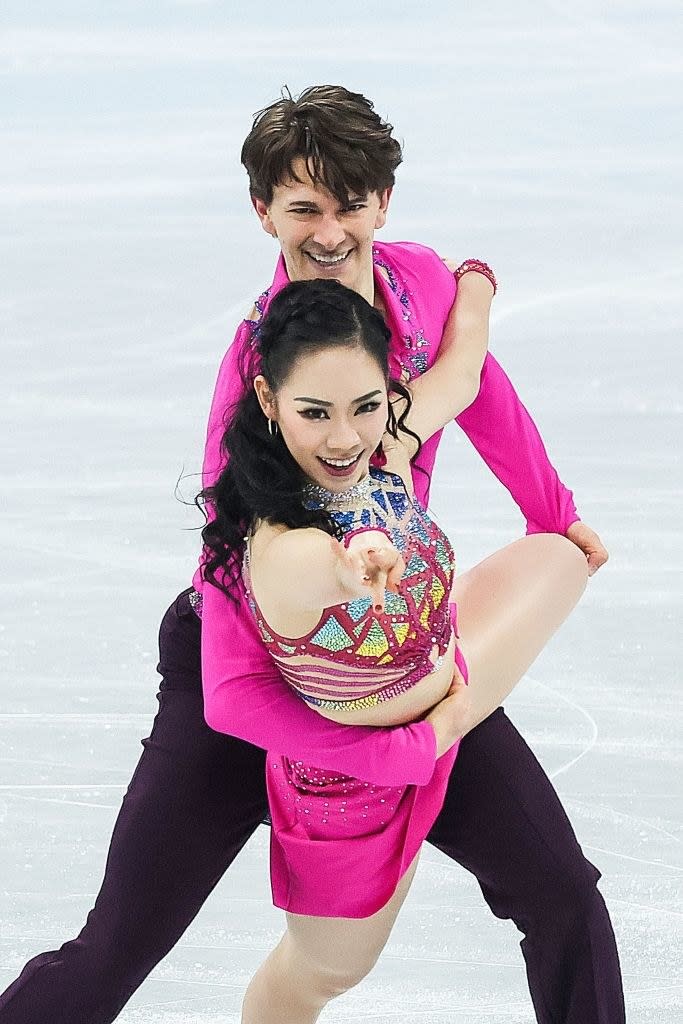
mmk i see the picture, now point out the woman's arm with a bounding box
[392,271,494,457]
[252,526,404,630]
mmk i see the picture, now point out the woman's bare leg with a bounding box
[242,535,587,1023]
[241,855,420,1024]
[453,533,589,730]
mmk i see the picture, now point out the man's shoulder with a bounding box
[374,241,455,310]
[239,284,273,328]
[373,239,445,273]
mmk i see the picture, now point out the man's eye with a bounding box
[344,204,366,213]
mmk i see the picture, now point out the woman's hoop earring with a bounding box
[267,418,279,438]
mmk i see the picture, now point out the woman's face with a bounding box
[255,344,388,492]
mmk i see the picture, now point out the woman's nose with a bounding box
[327,420,361,450]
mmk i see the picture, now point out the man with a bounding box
[0,85,623,1024]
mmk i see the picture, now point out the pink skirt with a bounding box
[266,633,467,919]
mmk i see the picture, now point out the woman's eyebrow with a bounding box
[354,390,382,403]
[294,390,382,406]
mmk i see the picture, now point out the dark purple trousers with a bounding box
[0,590,625,1023]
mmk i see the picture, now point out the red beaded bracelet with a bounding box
[454,259,497,295]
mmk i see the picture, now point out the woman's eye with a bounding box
[357,401,381,414]
[300,408,328,420]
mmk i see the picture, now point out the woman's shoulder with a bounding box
[249,519,325,560]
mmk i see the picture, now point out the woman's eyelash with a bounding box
[299,402,381,420]
[300,408,328,419]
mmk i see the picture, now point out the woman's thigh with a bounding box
[284,853,420,991]
[452,534,588,726]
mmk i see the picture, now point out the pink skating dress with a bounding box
[242,467,467,919]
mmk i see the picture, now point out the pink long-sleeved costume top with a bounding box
[198,242,580,787]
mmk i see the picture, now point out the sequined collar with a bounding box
[302,472,374,511]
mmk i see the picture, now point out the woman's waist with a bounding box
[282,632,457,727]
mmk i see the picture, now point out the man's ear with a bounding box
[252,197,277,238]
[254,375,276,419]
[374,186,393,230]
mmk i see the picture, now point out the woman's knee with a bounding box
[531,533,588,576]
[525,533,589,603]
[312,955,381,999]
[282,932,381,1000]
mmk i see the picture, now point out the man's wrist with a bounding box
[455,259,497,296]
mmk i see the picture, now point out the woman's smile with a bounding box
[316,451,364,478]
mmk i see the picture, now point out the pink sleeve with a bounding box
[202,322,252,492]
[200,578,438,787]
[455,352,580,535]
[414,251,579,535]
[196,302,438,786]
[192,324,254,591]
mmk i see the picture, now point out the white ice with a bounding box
[0,2,681,1021]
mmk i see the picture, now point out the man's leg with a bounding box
[427,708,625,1024]
[0,590,268,1024]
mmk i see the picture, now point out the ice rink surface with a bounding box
[1,1,681,1020]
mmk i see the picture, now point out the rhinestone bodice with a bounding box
[242,468,456,712]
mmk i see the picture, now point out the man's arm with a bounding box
[200,578,438,787]
[195,306,438,783]
[393,271,494,455]
[438,261,607,573]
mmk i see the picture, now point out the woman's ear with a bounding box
[253,375,277,420]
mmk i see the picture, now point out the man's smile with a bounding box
[305,248,353,268]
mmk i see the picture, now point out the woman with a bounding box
[196,277,589,1023]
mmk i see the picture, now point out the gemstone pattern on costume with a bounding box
[242,467,455,713]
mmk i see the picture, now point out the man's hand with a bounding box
[425,667,472,757]
[565,522,609,576]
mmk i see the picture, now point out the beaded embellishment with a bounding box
[242,249,431,385]
[302,473,374,511]
[242,467,455,712]
[373,246,429,382]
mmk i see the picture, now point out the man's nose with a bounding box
[312,213,346,251]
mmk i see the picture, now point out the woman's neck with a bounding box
[302,471,375,512]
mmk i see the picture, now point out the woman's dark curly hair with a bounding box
[197,279,421,599]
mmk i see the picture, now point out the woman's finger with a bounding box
[358,552,386,612]
[369,571,389,612]
[386,553,405,591]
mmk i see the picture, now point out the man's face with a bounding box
[253,158,391,300]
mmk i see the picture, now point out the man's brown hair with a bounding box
[240,85,403,206]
